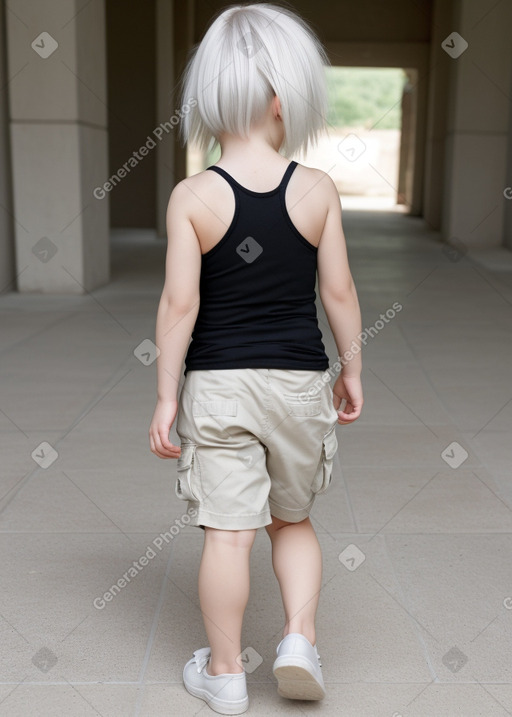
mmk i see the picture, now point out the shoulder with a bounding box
[290,163,339,215]
[293,163,338,200]
[166,168,224,217]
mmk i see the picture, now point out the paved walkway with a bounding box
[1,211,512,715]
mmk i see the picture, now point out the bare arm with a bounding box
[149,181,201,458]
[317,174,363,421]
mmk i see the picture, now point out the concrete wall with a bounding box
[0,0,15,293]
[194,0,433,43]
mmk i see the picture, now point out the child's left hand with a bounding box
[149,399,182,459]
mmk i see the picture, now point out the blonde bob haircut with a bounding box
[178,2,330,158]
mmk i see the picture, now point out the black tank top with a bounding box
[183,160,330,375]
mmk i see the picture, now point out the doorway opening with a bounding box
[305,66,413,211]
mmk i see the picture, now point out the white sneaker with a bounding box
[272,633,326,700]
[182,647,249,715]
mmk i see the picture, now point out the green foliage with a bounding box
[326,67,407,130]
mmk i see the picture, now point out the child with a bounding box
[149,2,363,713]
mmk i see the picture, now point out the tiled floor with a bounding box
[1,212,512,716]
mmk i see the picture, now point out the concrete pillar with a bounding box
[0,0,15,293]
[397,73,416,208]
[410,67,428,218]
[423,0,454,230]
[442,0,512,248]
[504,57,512,250]
[6,0,109,293]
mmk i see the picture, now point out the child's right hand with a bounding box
[149,399,182,459]
[332,374,363,424]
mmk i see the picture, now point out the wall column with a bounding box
[423,0,454,230]
[397,72,417,209]
[441,0,512,248]
[503,56,512,250]
[6,0,109,293]
[0,0,15,293]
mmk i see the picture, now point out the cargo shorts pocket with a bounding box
[283,393,321,417]
[175,442,201,502]
[311,424,338,495]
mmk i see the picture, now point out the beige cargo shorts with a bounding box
[175,368,339,530]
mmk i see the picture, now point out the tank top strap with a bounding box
[279,160,298,194]
[205,165,240,195]
[205,161,298,196]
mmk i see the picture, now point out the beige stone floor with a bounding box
[1,210,512,716]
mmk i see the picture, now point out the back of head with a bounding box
[178,2,330,158]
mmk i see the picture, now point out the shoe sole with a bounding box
[273,659,326,700]
[183,681,249,715]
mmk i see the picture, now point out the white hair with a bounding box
[178,2,330,157]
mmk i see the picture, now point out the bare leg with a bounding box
[265,515,322,646]
[198,527,257,675]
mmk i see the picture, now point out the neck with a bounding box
[218,127,284,164]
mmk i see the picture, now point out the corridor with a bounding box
[1,209,512,715]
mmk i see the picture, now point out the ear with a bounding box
[273,95,282,121]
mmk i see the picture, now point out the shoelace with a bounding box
[192,647,211,674]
